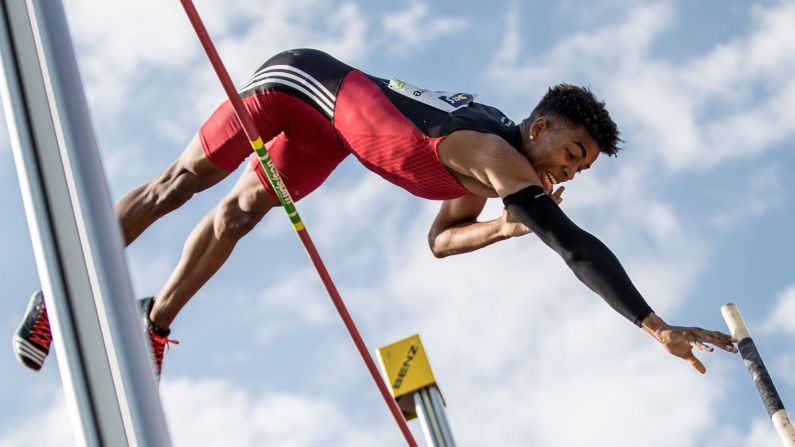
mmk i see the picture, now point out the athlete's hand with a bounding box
[642,314,738,374]
[499,208,531,238]
[500,209,530,238]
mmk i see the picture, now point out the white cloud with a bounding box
[161,377,394,447]
[298,171,410,248]
[0,379,397,447]
[0,394,73,447]
[65,0,370,114]
[64,0,372,186]
[177,0,371,125]
[703,416,784,447]
[556,163,708,316]
[252,267,336,345]
[485,1,795,172]
[681,2,795,96]
[487,3,674,96]
[764,285,795,335]
[380,0,470,55]
[708,163,785,230]
[63,0,197,117]
[205,0,371,82]
[127,251,178,297]
[745,417,785,447]
[771,352,795,388]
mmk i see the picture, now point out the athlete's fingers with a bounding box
[690,341,714,352]
[722,343,739,353]
[684,351,707,374]
[693,329,738,352]
[552,186,565,204]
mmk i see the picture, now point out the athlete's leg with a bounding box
[115,133,230,245]
[15,48,352,371]
[148,162,279,329]
[13,133,232,372]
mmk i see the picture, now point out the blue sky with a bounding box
[1,0,794,445]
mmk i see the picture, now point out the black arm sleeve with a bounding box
[503,185,653,326]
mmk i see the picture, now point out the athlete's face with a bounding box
[524,117,601,193]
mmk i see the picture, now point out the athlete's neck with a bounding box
[518,118,533,158]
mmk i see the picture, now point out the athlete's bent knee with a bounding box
[213,201,265,241]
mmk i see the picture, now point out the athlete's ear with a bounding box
[530,117,549,140]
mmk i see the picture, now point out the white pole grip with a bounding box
[721,303,751,341]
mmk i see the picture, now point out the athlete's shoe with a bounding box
[13,293,177,378]
[139,297,179,379]
[147,325,178,380]
[13,291,51,371]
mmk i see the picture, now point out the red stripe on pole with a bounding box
[178,1,418,445]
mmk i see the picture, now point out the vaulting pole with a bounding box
[176,1,417,445]
[722,303,795,447]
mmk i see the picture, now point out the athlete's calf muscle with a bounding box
[114,134,230,245]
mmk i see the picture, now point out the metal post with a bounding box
[377,334,457,447]
[0,1,172,445]
[415,386,456,447]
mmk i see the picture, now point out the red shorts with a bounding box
[199,91,349,201]
[198,48,470,202]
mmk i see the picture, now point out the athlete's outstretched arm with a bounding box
[501,184,737,372]
[503,185,654,325]
[441,132,737,373]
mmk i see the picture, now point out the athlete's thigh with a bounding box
[172,132,232,192]
[228,160,281,213]
[199,49,351,180]
[247,133,349,202]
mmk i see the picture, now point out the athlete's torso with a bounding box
[246,49,523,200]
[368,75,522,148]
[333,69,522,200]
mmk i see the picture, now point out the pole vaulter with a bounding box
[176,1,418,445]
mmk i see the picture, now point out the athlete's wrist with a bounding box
[641,313,668,339]
[497,210,528,239]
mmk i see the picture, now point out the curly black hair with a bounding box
[528,84,622,156]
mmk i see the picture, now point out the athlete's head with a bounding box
[520,84,621,192]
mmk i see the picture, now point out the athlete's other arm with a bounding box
[439,130,737,373]
[428,190,564,258]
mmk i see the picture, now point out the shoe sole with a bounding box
[13,335,47,371]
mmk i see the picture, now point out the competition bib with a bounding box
[388,78,476,113]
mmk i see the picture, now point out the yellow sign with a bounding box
[376,334,437,399]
